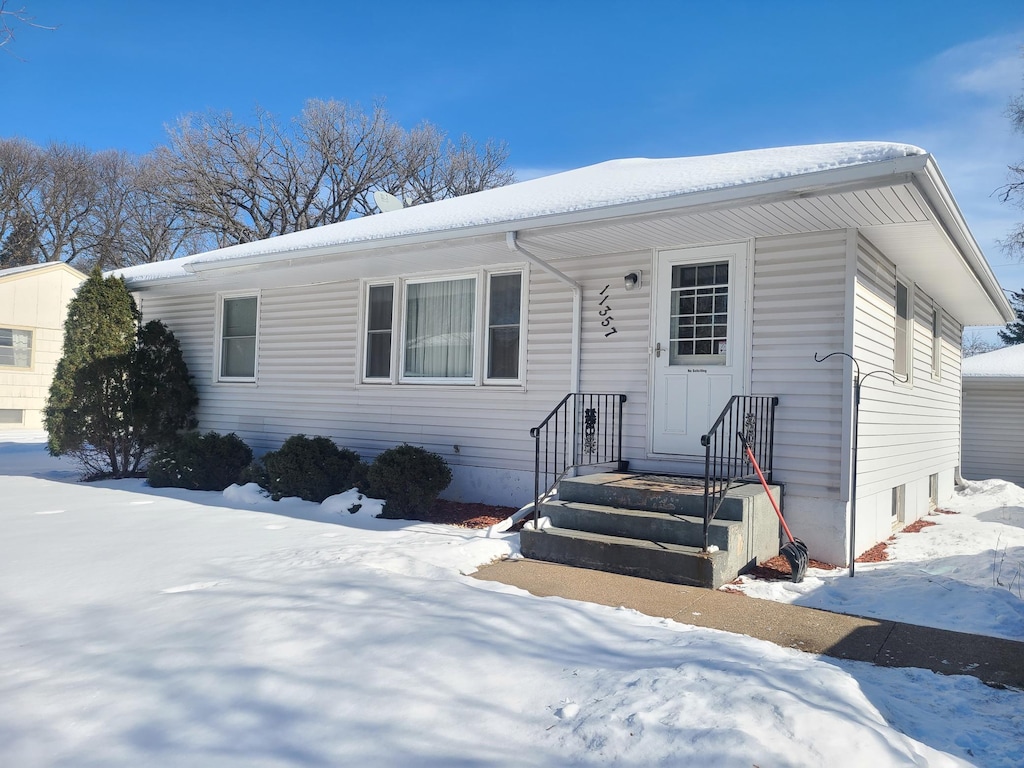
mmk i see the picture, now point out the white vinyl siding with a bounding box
[138,266,564,505]
[962,378,1024,485]
[748,231,849,498]
[0,264,83,429]
[575,252,657,464]
[853,235,962,507]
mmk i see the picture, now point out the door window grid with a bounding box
[670,262,728,361]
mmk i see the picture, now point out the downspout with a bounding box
[506,231,583,393]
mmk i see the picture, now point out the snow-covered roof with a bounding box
[0,261,84,280]
[962,344,1024,377]
[113,142,924,285]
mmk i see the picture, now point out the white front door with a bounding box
[650,242,750,456]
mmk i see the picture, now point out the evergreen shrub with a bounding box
[147,432,253,491]
[368,444,452,519]
[45,267,197,479]
[260,435,361,502]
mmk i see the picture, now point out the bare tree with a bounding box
[1,100,514,268]
[36,142,101,266]
[116,155,208,266]
[963,330,1002,357]
[1,1,56,59]
[1000,50,1024,258]
[156,99,515,247]
[0,137,45,264]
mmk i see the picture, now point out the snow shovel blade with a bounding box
[781,539,809,583]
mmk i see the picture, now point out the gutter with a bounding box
[506,231,583,394]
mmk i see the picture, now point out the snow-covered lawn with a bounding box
[1,432,1021,767]
[732,479,1024,642]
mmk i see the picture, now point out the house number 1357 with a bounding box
[598,284,618,337]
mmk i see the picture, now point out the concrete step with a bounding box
[560,472,776,522]
[541,499,741,552]
[520,525,731,589]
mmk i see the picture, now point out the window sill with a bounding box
[357,381,526,393]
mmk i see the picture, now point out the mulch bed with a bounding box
[729,508,958,585]
[736,555,839,583]
[855,517,940,563]
[412,500,517,529]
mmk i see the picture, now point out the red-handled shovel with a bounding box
[737,432,808,583]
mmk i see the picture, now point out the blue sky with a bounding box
[3,1,1024,334]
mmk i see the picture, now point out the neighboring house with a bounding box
[113,142,1011,566]
[0,262,86,430]
[962,345,1024,486]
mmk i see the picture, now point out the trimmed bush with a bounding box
[261,435,361,502]
[368,444,452,519]
[147,432,253,491]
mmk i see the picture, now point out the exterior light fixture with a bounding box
[624,271,641,291]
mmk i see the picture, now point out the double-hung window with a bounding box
[363,270,524,385]
[0,327,32,368]
[486,273,522,380]
[217,293,259,381]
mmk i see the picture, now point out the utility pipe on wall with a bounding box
[506,231,583,394]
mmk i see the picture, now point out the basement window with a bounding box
[891,484,906,531]
[0,409,24,424]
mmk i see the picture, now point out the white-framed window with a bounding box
[891,484,906,531]
[931,306,942,380]
[215,292,260,382]
[362,268,525,385]
[0,327,33,369]
[894,279,912,381]
[364,284,395,380]
[485,271,523,382]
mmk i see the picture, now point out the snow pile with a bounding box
[962,344,1024,377]
[1,432,1021,766]
[113,142,924,285]
[732,478,1024,640]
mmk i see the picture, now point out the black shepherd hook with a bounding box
[814,351,908,577]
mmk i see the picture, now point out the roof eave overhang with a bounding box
[125,153,1014,326]
[911,157,1013,324]
[127,154,933,287]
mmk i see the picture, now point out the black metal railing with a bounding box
[530,393,628,525]
[700,395,779,551]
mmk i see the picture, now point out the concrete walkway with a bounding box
[472,558,1024,689]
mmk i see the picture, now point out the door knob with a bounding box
[655,342,662,358]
